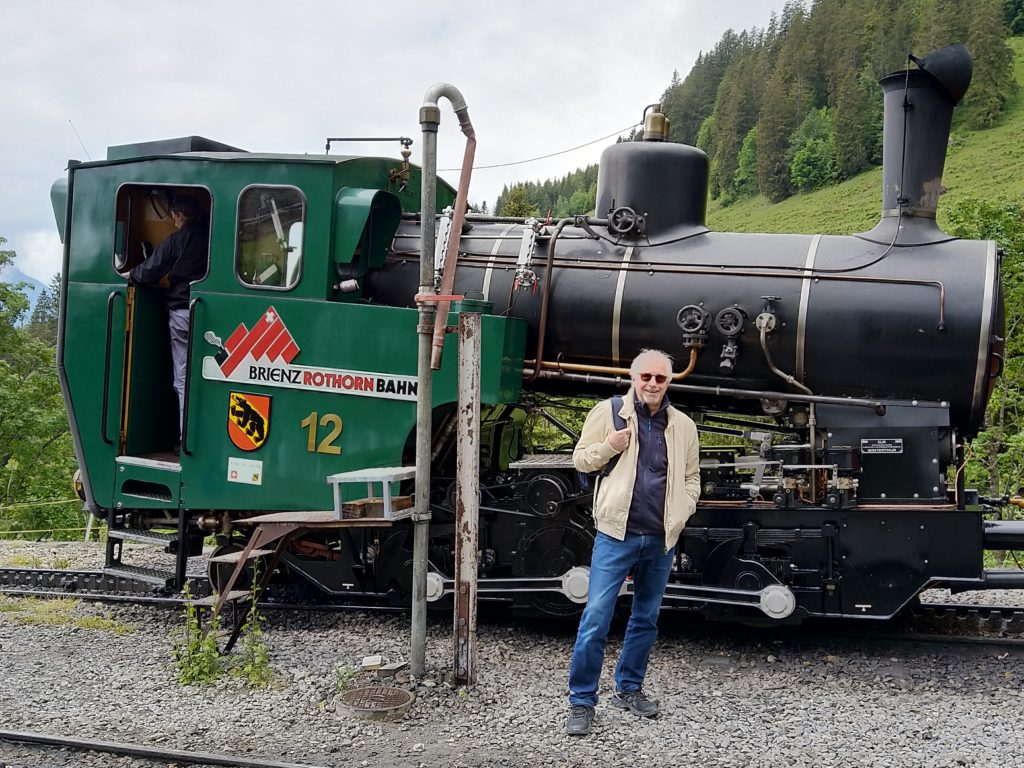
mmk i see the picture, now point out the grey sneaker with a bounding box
[566,704,595,735]
[610,689,660,717]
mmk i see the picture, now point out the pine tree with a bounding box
[1006,0,1024,34]
[914,0,969,55]
[26,273,60,347]
[709,35,763,202]
[755,4,815,202]
[497,185,539,218]
[964,0,1018,129]
[733,127,759,197]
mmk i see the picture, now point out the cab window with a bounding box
[236,186,305,289]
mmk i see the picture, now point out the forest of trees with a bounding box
[0,240,80,538]
[496,0,1019,214]
[494,164,600,219]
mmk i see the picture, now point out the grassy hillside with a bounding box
[707,38,1024,235]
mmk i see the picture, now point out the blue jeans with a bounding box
[568,532,676,707]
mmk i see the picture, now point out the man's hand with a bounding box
[607,427,631,453]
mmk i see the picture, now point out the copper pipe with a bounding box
[693,501,955,510]
[525,218,572,383]
[522,367,887,415]
[856,504,956,510]
[526,347,699,381]
[694,500,776,508]
[429,110,477,370]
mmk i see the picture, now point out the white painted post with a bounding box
[454,308,481,685]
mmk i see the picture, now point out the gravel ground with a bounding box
[1,540,1024,768]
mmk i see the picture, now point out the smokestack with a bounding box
[860,44,973,246]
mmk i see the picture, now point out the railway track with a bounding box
[0,729,328,768]
[2,566,1024,655]
[0,567,410,614]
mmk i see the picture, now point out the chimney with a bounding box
[860,44,973,246]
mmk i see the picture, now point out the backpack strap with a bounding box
[578,395,630,495]
[610,394,625,431]
[602,395,627,477]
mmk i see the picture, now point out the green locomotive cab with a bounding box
[51,137,526,589]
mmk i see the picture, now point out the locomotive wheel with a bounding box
[518,524,594,617]
[375,529,415,600]
[701,538,742,587]
[207,542,264,594]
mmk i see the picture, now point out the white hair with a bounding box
[629,348,674,377]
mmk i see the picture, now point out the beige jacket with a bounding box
[573,394,701,551]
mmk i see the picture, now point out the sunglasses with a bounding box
[638,373,668,384]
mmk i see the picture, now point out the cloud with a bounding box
[15,230,63,285]
[0,1,791,259]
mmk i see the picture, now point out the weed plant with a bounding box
[172,576,275,687]
[230,582,274,688]
[171,583,224,685]
[335,662,358,691]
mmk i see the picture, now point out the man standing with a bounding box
[122,197,209,446]
[566,348,701,736]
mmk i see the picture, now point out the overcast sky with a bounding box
[1,0,790,284]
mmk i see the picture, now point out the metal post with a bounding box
[454,308,481,685]
[414,82,472,679]
[411,115,439,679]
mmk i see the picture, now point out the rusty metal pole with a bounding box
[453,305,482,685]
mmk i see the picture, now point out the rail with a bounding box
[181,296,201,456]
[101,289,122,444]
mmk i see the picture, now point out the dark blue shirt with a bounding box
[130,221,209,310]
[626,394,669,536]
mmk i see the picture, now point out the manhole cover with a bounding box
[338,686,415,721]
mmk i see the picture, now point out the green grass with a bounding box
[0,596,135,634]
[708,38,1024,235]
[0,552,44,568]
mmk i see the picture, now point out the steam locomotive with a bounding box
[50,44,1024,623]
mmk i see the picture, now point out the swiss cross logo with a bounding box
[217,306,299,376]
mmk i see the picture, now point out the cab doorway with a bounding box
[114,184,211,459]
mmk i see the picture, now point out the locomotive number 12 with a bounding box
[300,411,343,455]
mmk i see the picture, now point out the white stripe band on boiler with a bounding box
[611,246,636,366]
[481,223,518,301]
[971,239,998,421]
[795,233,822,383]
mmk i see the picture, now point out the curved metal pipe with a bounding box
[760,323,813,396]
[426,84,476,370]
[414,81,473,677]
[526,217,573,383]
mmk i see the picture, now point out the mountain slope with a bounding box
[706,37,1024,235]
